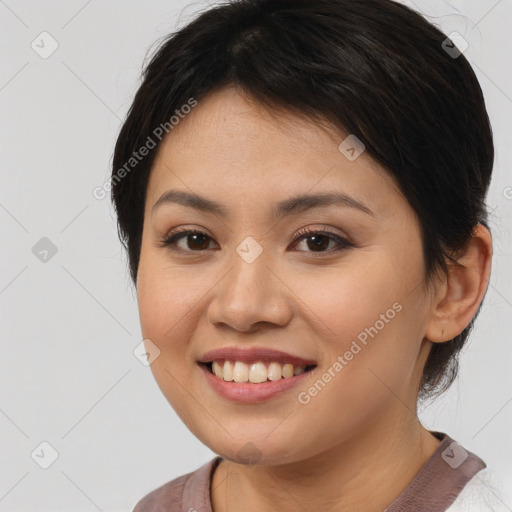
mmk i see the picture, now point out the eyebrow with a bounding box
[151,189,375,219]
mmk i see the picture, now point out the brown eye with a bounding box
[293,227,353,254]
[160,230,216,252]
[182,233,211,251]
[298,233,332,252]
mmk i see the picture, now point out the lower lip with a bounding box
[199,363,315,403]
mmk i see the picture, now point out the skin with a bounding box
[136,85,493,512]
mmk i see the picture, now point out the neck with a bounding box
[211,413,441,512]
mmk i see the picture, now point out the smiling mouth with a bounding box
[201,360,317,383]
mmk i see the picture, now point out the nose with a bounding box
[207,247,294,333]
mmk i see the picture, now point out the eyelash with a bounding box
[158,226,354,256]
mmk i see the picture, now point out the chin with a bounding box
[201,431,308,466]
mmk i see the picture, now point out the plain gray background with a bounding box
[1,0,511,510]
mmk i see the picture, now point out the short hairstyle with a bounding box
[111,0,494,401]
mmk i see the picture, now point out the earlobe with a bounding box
[424,224,493,344]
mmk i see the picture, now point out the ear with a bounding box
[424,224,493,343]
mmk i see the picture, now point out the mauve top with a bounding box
[132,431,506,512]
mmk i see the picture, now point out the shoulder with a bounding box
[131,471,191,512]
[446,467,511,512]
[131,456,221,512]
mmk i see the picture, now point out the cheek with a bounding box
[289,258,407,344]
[137,249,198,336]
[136,262,207,423]
[292,258,425,400]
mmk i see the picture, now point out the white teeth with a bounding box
[267,362,282,381]
[209,360,311,383]
[212,360,223,379]
[219,361,233,382]
[249,362,267,383]
[233,361,248,382]
[282,363,294,379]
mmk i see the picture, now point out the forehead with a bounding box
[146,86,403,217]
[157,86,362,162]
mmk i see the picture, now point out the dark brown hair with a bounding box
[110,0,494,401]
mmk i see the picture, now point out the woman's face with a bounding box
[136,86,438,464]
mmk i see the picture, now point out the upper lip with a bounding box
[198,347,317,366]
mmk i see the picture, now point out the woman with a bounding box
[111,0,506,510]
